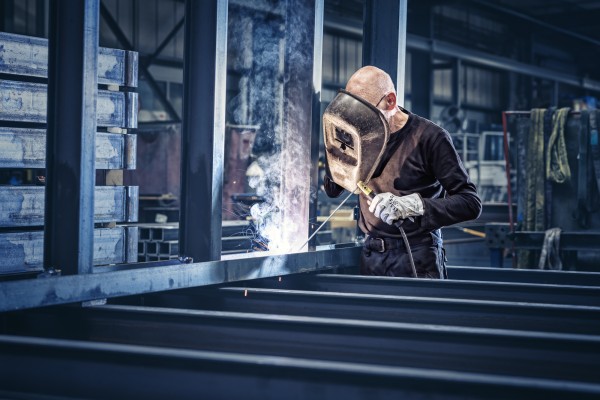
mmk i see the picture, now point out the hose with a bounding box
[397,223,417,278]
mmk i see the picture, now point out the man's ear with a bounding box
[385,92,397,110]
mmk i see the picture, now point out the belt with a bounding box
[364,235,432,253]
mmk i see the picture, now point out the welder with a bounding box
[323,66,481,279]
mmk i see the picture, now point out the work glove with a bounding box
[369,192,424,225]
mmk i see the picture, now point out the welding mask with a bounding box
[323,89,390,192]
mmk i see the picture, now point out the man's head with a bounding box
[345,66,397,120]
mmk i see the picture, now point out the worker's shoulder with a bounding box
[409,112,450,142]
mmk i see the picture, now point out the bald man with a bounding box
[324,66,481,278]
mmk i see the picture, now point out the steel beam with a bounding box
[276,0,320,251]
[99,3,178,121]
[324,19,600,93]
[308,0,324,249]
[5,305,600,384]
[145,287,600,335]
[0,247,360,312]
[362,0,407,102]
[179,0,228,262]
[44,0,99,275]
[407,34,600,92]
[447,266,600,286]
[468,0,600,48]
[408,2,432,117]
[240,274,600,306]
[141,17,185,69]
[1,335,597,399]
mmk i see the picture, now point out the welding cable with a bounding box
[397,222,417,278]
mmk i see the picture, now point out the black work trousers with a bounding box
[360,230,447,279]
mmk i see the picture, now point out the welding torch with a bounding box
[356,181,414,226]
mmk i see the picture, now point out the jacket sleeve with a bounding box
[418,130,482,231]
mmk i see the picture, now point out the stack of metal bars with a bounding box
[137,224,180,262]
[1,247,600,398]
[0,32,140,274]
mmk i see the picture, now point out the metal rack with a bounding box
[0,30,139,274]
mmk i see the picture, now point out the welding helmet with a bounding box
[323,89,390,192]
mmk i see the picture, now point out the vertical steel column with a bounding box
[409,2,432,118]
[363,0,408,103]
[280,0,319,251]
[44,0,99,275]
[308,0,324,249]
[179,0,228,262]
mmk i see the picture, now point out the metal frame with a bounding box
[44,0,99,275]
[2,334,596,399]
[6,304,600,384]
[141,17,185,70]
[99,3,181,122]
[179,0,228,262]
[164,285,600,335]
[243,273,600,307]
[0,245,361,312]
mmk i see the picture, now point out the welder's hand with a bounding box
[368,192,424,225]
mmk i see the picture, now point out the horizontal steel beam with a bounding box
[0,31,138,87]
[407,34,600,92]
[0,127,136,169]
[323,19,600,92]
[0,80,137,128]
[0,247,362,311]
[447,266,600,286]
[1,334,597,399]
[243,274,600,306]
[141,286,600,335]
[0,185,138,227]
[5,304,600,384]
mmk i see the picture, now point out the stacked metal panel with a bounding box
[0,32,139,274]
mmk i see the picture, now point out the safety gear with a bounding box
[323,89,390,192]
[369,192,424,225]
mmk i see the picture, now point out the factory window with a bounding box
[322,31,362,90]
[433,66,453,102]
[462,65,502,110]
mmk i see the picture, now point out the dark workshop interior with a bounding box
[1,0,600,398]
